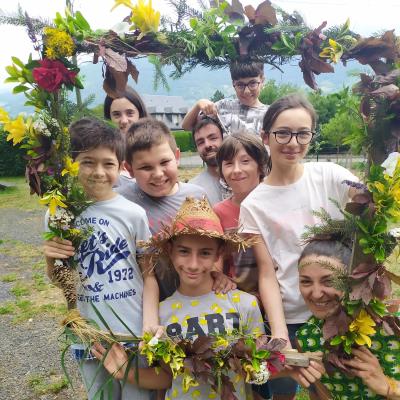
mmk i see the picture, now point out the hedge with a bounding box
[173,130,196,152]
[0,131,26,177]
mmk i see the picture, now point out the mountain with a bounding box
[0,57,364,116]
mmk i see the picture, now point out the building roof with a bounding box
[142,94,189,114]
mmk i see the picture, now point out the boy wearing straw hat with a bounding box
[93,197,325,399]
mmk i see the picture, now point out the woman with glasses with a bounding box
[239,93,359,400]
[181,61,268,135]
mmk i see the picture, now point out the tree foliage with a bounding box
[259,79,300,105]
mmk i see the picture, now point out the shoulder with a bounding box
[178,182,207,197]
[305,162,357,182]
[215,98,237,109]
[241,183,266,206]
[188,171,206,185]
[110,195,147,216]
[227,289,258,307]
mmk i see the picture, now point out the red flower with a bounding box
[32,59,77,93]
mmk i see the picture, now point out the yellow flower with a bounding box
[61,157,80,177]
[212,337,229,350]
[111,0,134,11]
[130,0,160,38]
[243,362,256,382]
[44,27,75,59]
[0,107,10,124]
[319,38,343,63]
[4,115,27,145]
[39,190,68,215]
[349,309,376,347]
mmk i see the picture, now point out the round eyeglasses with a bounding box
[270,130,315,145]
[233,80,261,92]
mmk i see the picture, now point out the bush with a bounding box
[173,130,196,152]
[0,132,26,177]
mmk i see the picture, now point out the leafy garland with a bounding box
[139,332,286,398]
[302,154,400,372]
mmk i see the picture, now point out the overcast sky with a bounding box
[0,0,399,87]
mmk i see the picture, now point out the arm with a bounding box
[252,237,289,344]
[181,99,218,131]
[138,255,160,333]
[43,237,75,282]
[342,346,400,399]
[92,343,172,389]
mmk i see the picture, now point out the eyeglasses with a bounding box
[270,130,315,145]
[233,80,261,92]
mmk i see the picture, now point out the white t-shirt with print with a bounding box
[239,162,357,323]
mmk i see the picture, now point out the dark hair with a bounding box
[262,93,317,136]
[299,240,351,272]
[192,117,223,140]
[69,117,125,164]
[125,118,177,163]
[217,131,270,181]
[103,86,148,120]
[229,61,264,81]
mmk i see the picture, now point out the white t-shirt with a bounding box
[239,162,357,323]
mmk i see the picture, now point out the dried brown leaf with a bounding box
[254,0,277,26]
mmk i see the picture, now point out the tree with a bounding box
[210,89,225,102]
[320,88,363,159]
[259,79,299,105]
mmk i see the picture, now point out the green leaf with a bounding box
[223,25,236,35]
[74,11,91,31]
[330,335,343,345]
[12,85,29,94]
[189,18,198,29]
[43,231,57,240]
[4,77,19,83]
[5,66,18,77]
[11,57,25,69]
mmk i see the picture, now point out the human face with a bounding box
[194,123,223,167]
[127,141,180,197]
[75,146,120,201]
[264,108,313,167]
[169,235,222,294]
[110,97,140,134]
[221,145,260,198]
[232,75,264,107]
[299,255,344,320]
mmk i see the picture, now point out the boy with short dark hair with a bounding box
[189,116,230,205]
[116,118,220,300]
[117,118,236,300]
[43,117,156,400]
[182,61,268,135]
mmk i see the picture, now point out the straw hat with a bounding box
[140,197,254,263]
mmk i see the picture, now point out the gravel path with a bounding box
[0,208,86,400]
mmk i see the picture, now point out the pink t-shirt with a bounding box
[214,199,259,297]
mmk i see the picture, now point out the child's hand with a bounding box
[197,99,218,117]
[92,343,128,381]
[286,359,325,388]
[140,325,165,350]
[43,237,75,259]
[341,346,390,396]
[211,271,237,294]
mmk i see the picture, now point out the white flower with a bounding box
[390,227,400,238]
[148,336,159,346]
[248,362,270,385]
[111,22,130,38]
[381,152,400,177]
